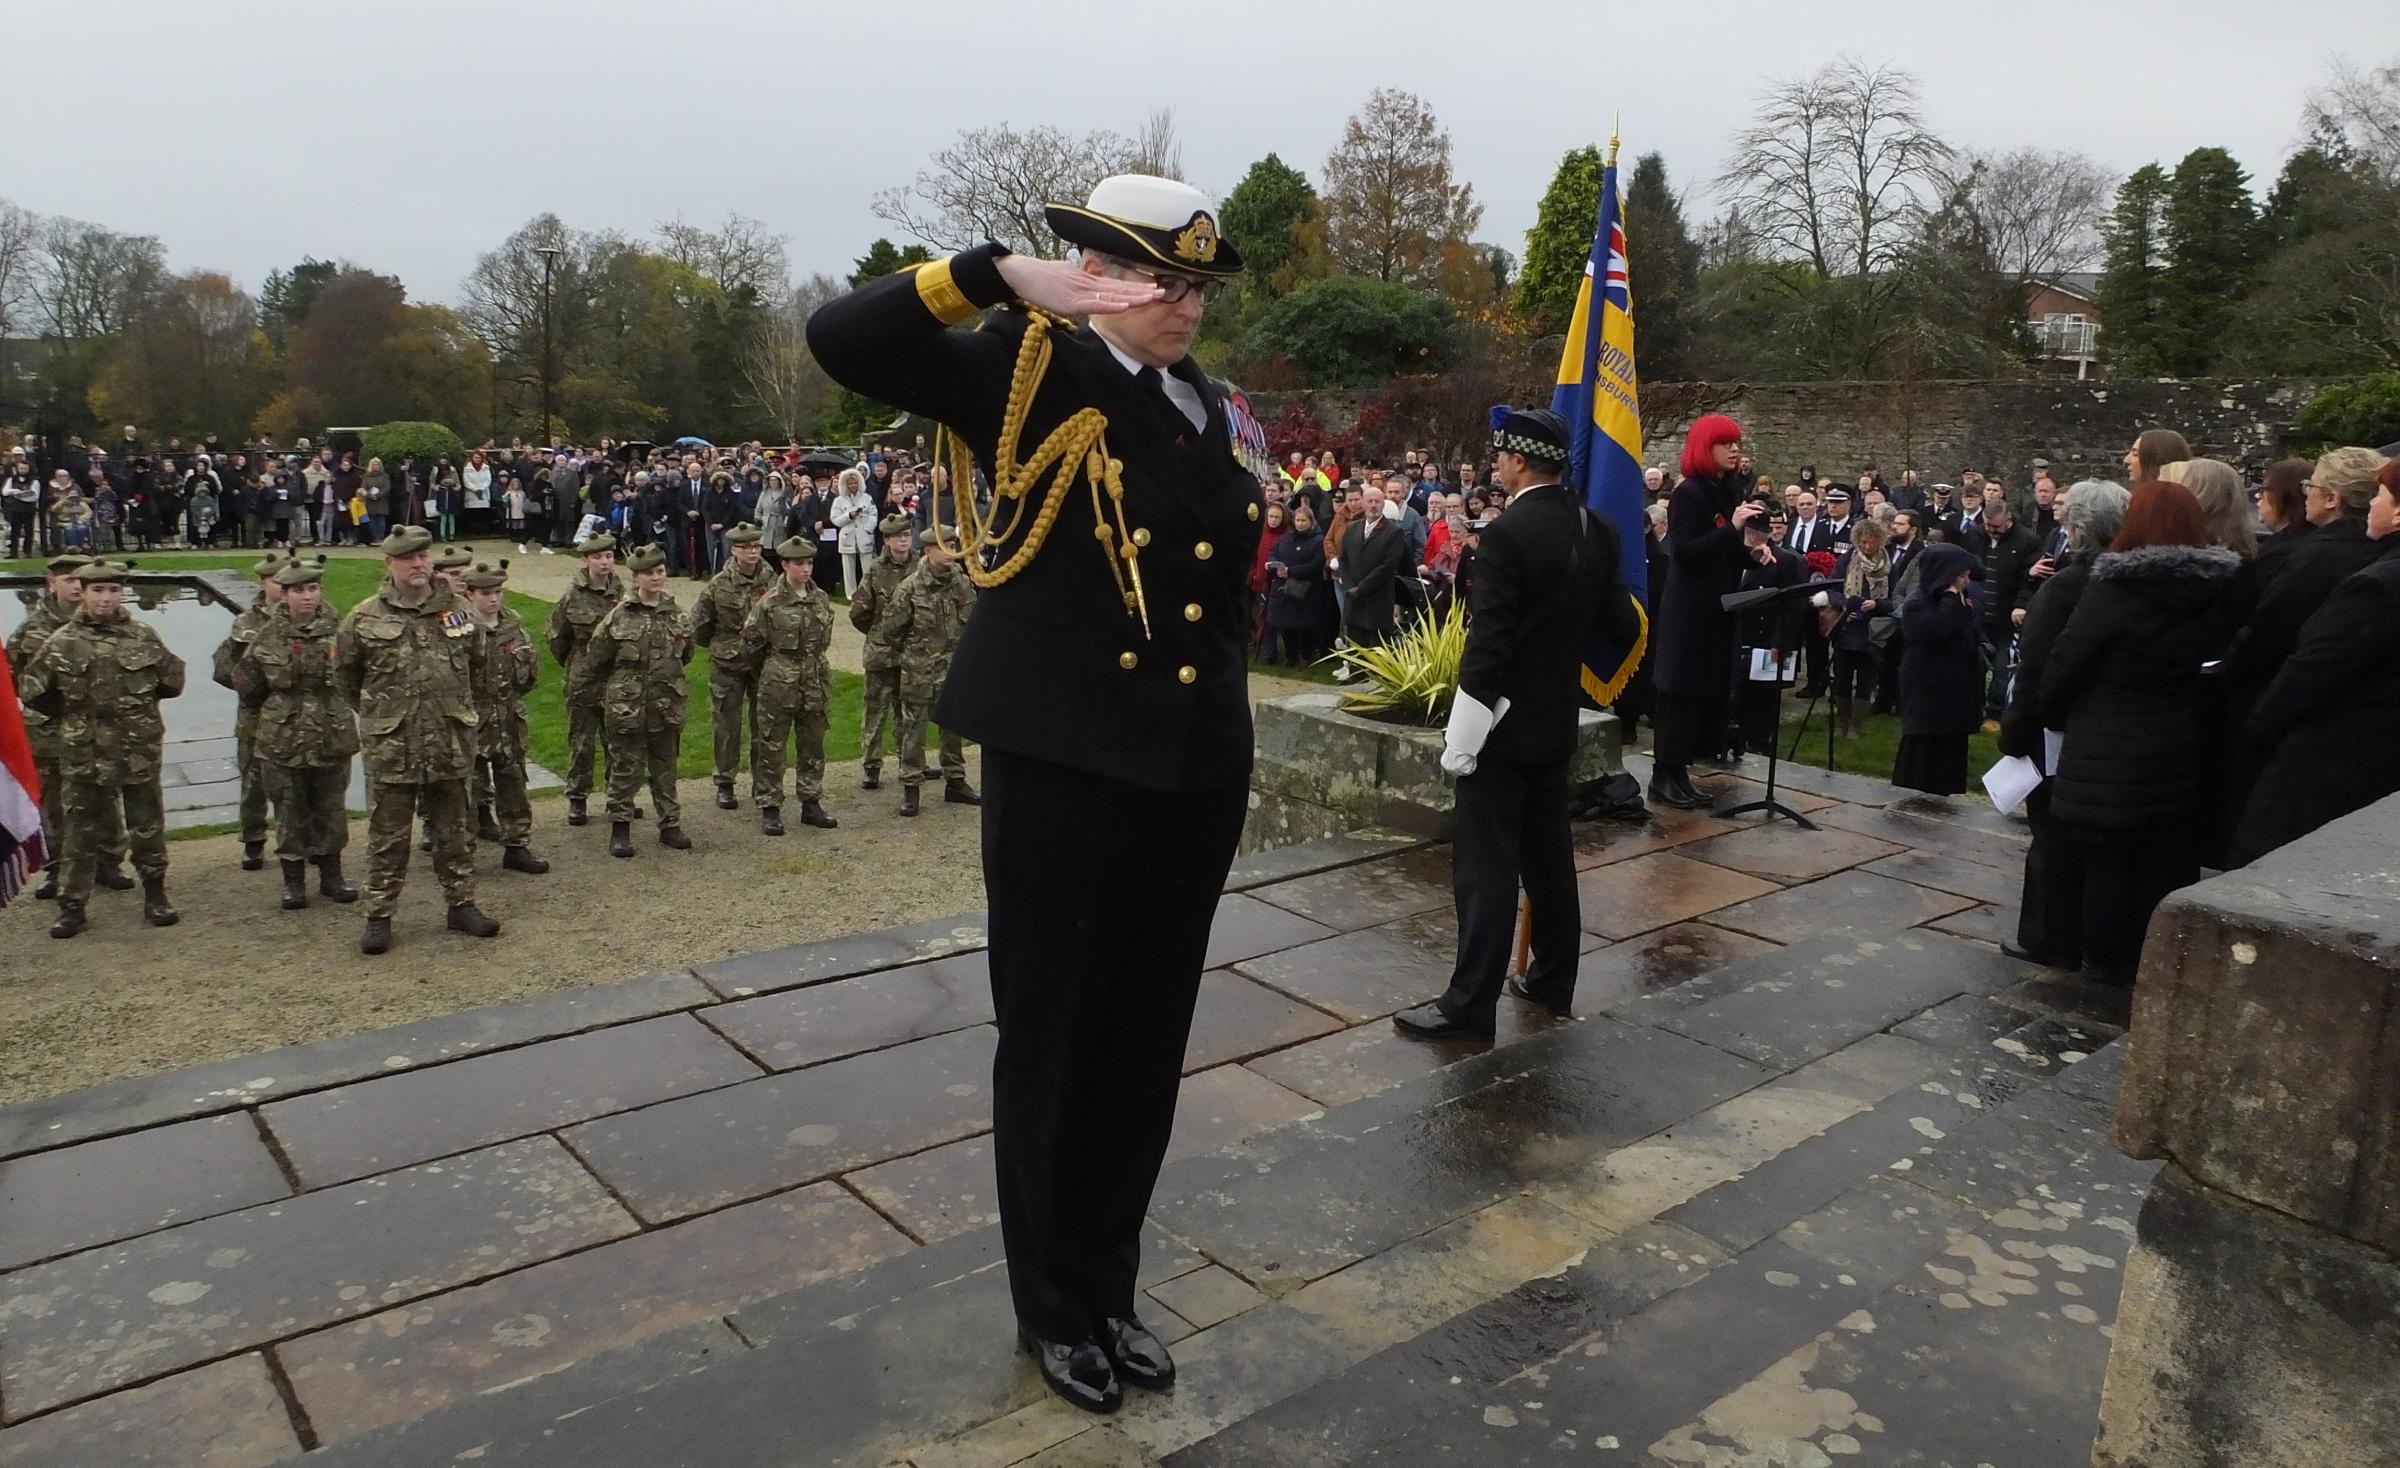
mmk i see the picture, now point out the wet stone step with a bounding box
[1243,845,1454,931]
[1572,852,1783,941]
[0,1136,634,1419]
[262,1014,761,1188]
[1180,971,1346,1073]
[1812,800,2032,873]
[703,952,995,1072]
[0,1114,290,1272]
[0,1352,300,1468]
[1230,925,1458,1024]
[1708,870,1982,946]
[693,912,989,999]
[1677,823,1911,883]
[1657,930,2036,1070]
[1862,848,2024,906]
[1202,894,1341,968]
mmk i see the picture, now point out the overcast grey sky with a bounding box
[16,0,2374,303]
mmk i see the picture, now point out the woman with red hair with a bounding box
[2039,480,2242,984]
[1646,414,1761,808]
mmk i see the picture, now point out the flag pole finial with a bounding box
[1608,116,1621,167]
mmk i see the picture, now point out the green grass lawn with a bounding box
[6,554,867,784]
[1770,698,2001,782]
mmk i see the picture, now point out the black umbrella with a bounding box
[797,448,855,475]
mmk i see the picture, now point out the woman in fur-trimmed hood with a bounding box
[2039,481,2243,984]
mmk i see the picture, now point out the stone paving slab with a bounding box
[0,972,717,1162]
[1862,847,2025,905]
[1203,894,1341,969]
[1812,800,2033,872]
[1661,1087,1980,1251]
[1242,1002,1565,1108]
[1569,807,1738,869]
[1694,774,1843,815]
[1181,971,1345,1072]
[1572,852,1782,940]
[1656,931,2036,1070]
[1582,923,1784,1017]
[1678,821,1909,883]
[262,1014,761,1187]
[279,1181,913,1445]
[0,1114,290,1272]
[1929,899,2019,946]
[1706,868,1981,944]
[0,1136,634,1418]
[703,951,994,1072]
[1230,924,1455,1024]
[563,1025,998,1222]
[693,912,990,999]
[0,1353,299,1468]
[1166,1066,1321,1163]
[848,1135,1002,1244]
[1220,830,1423,892]
[1243,845,1453,931]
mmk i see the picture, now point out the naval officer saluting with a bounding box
[808,175,1263,1415]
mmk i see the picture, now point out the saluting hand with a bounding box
[995,256,1163,317]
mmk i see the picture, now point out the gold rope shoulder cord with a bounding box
[934,308,1152,641]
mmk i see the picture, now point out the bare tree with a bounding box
[875,124,1136,255]
[654,213,790,298]
[1957,148,2113,287]
[2309,56,2400,179]
[743,275,847,439]
[1320,88,1483,285]
[0,199,41,343]
[1715,56,1951,280]
[1128,107,1185,181]
[31,216,166,338]
[1715,68,1841,276]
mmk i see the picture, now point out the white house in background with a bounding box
[2028,272,2103,380]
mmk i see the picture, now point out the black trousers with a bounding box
[2015,785,2084,967]
[1652,692,1727,775]
[1438,753,1581,1024]
[2065,820,2196,980]
[981,747,1249,1341]
[1800,624,1830,692]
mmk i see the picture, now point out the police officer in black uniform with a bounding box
[1392,407,1638,1039]
[808,174,1260,1416]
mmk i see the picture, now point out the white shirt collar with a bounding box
[1096,331,1206,433]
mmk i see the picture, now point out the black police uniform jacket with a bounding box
[1457,483,1638,766]
[806,244,1263,794]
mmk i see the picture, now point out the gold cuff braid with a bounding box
[912,260,976,325]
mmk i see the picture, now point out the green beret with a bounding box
[878,514,916,538]
[918,526,960,551]
[45,553,93,576]
[76,559,132,585]
[573,532,618,557]
[725,522,764,546]
[378,525,436,558]
[273,560,326,588]
[251,553,292,580]
[434,543,477,571]
[462,559,511,591]
[774,534,817,562]
[623,543,670,573]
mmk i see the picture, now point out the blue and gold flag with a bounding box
[1552,142,1650,704]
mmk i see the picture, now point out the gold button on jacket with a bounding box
[1193,542,1213,560]
[1119,651,1139,670]
[1177,665,1197,684]
[1183,603,1202,622]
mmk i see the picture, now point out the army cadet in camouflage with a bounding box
[463,559,549,876]
[691,522,773,811]
[233,559,361,911]
[576,543,693,857]
[430,545,481,850]
[850,513,917,791]
[213,552,292,871]
[742,534,839,836]
[17,560,185,937]
[336,525,501,955]
[546,532,626,827]
[873,526,980,818]
[9,553,129,900]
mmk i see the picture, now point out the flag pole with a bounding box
[1609,116,1620,170]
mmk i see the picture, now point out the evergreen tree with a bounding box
[1514,145,1604,336]
[848,238,934,287]
[2095,163,2172,376]
[2155,147,2260,375]
[1622,152,1703,383]
[1217,154,1317,292]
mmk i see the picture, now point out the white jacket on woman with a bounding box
[833,488,879,554]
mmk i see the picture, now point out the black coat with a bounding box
[2042,544,2243,831]
[807,244,1263,793]
[2233,546,2400,864]
[1958,520,2043,628]
[2224,517,2381,722]
[1456,484,1637,766]
[1263,525,1334,634]
[1897,548,1985,739]
[1337,517,1409,636]
[1652,471,1752,698]
[1997,552,2097,766]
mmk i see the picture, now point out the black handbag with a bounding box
[1277,575,1316,603]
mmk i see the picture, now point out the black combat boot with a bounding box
[418,821,434,853]
[316,855,359,902]
[50,901,86,939]
[800,800,838,830]
[760,806,785,836]
[502,845,550,874]
[142,875,179,927]
[447,902,501,938]
[944,779,982,807]
[477,805,503,841]
[241,839,266,872]
[95,861,136,891]
[861,767,881,791]
[714,781,738,811]
[34,865,57,901]
[659,825,692,850]
[361,916,393,954]
[280,859,309,910]
[609,821,634,858]
[567,795,588,827]
[900,784,921,818]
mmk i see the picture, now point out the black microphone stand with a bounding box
[1716,578,1840,829]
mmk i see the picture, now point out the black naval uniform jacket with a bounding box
[806,244,1264,795]
[1458,482,1639,767]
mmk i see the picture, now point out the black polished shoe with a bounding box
[1648,774,1705,811]
[1018,1329,1122,1415]
[861,769,881,791]
[658,825,693,850]
[1505,974,1573,1017]
[1392,1001,1495,1041]
[799,799,838,830]
[1097,1316,1175,1391]
[501,845,550,875]
[446,902,501,939]
[944,778,982,807]
[760,806,786,837]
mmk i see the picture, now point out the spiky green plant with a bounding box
[1328,602,1467,724]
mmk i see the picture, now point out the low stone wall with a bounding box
[2094,791,2400,1465]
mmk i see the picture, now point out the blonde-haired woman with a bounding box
[2159,458,2256,559]
[831,467,879,597]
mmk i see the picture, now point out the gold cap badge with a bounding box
[1172,213,1220,265]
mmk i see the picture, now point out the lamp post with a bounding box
[535,244,563,447]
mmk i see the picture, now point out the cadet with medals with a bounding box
[809,175,1261,1414]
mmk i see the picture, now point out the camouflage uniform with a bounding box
[850,518,917,785]
[211,557,288,857]
[874,547,975,789]
[691,526,773,800]
[545,547,624,810]
[743,539,837,823]
[580,580,691,835]
[469,585,541,853]
[236,598,357,864]
[8,558,124,889]
[336,549,487,926]
[17,584,185,919]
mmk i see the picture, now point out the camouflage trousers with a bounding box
[57,777,166,901]
[477,749,534,846]
[36,744,128,874]
[237,730,272,846]
[605,725,683,828]
[363,778,475,919]
[709,662,758,784]
[896,699,967,788]
[860,667,901,777]
[752,704,828,807]
[565,700,607,798]
[267,762,350,861]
